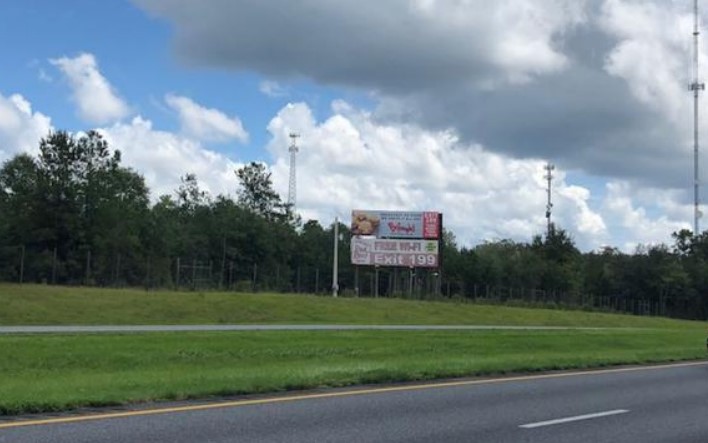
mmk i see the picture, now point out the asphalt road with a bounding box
[0,324,622,334]
[2,361,707,442]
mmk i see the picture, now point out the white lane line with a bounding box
[520,409,629,429]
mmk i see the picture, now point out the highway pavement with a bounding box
[1,361,707,442]
[0,324,625,334]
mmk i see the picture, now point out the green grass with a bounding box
[0,283,706,416]
[0,329,705,415]
[0,283,704,329]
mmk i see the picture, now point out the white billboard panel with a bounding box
[351,238,439,268]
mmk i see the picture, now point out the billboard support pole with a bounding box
[332,216,339,297]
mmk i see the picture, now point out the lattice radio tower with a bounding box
[544,163,555,238]
[287,133,300,208]
[691,0,705,234]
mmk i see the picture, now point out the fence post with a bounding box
[192,258,197,291]
[19,245,25,284]
[252,263,258,292]
[315,268,320,294]
[661,294,666,316]
[229,261,234,291]
[387,268,396,297]
[408,267,414,298]
[209,261,213,289]
[145,255,151,291]
[175,257,181,290]
[51,246,57,285]
[354,266,359,297]
[220,237,226,290]
[115,253,121,287]
[85,250,91,286]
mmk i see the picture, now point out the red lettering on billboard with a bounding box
[387,222,416,235]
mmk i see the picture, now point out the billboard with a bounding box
[351,237,439,268]
[351,210,440,239]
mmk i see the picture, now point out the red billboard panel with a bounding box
[351,238,439,268]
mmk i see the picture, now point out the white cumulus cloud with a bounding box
[0,93,52,162]
[50,53,131,125]
[259,80,288,98]
[601,181,690,251]
[165,94,249,143]
[99,116,242,199]
[600,0,693,124]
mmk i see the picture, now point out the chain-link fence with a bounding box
[0,243,699,319]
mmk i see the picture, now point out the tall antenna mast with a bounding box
[691,0,705,234]
[544,163,555,238]
[287,133,300,209]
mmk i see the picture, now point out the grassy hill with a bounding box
[0,283,703,329]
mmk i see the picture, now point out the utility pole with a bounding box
[287,133,300,209]
[691,0,705,234]
[332,216,339,297]
[544,163,555,238]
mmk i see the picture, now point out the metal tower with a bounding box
[544,163,555,238]
[691,0,705,234]
[287,133,300,208]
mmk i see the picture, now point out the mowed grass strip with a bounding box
[0,284,704,329]
[0,329,705,415]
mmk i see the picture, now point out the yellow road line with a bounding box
[1,360,706,430]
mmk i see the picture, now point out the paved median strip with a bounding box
[0,325,633,334]
[520,409,630,429]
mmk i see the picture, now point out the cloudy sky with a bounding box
[1,0,706,251]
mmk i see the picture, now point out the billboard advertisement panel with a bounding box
[351,210,440,239]
[351,237,439,268]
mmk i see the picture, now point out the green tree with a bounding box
[0,131,150,284]
[294,220,332,292]
[531,225,581,293]
[236,162,282,219]
[0,154,41,243]
[0,154,43,279]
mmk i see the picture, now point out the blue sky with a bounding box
[0,0,372,163]
[3,1,170,129]
[0,0,703,251]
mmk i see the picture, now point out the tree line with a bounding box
[1,131,708,319]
